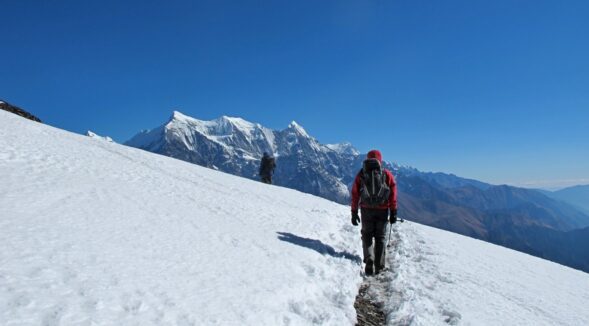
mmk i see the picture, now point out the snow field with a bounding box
[380,222,589,325]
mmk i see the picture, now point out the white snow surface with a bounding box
[375,223,589,325]
[86,130,114,143]
[0,111,361,325]
[2,110,589,325]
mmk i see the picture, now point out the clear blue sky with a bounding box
[2,0,588,189]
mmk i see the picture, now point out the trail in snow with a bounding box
[378,221,589,325]
[353,225,402,326]
[354,283,386,326]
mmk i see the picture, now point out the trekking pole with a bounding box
[387,217,405,248]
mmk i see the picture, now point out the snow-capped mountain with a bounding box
[125,111,362,203]
[2,109,589,325]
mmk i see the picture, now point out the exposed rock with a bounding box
[354,284,386,326]
[0,100,42,123]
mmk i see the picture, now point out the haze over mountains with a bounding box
[544,185,589,215]
[125,111,589,273]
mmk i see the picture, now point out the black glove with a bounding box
[351,211,360,226]
[389,209,398,224]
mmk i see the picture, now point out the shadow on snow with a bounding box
[277,232,362,264]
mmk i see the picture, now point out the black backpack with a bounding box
[260,156,276,176]
[359,158,390,207]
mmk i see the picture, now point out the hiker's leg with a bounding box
[360,209,376,265]
[373,209,389,272]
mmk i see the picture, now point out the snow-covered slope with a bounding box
[0,111,361,325]
[2,110,589,325]
[86,130,114,142]
[382,224,589,325]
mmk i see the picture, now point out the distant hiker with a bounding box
[351,149,398,276]
[259,152,276,184]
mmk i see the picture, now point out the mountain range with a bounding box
[126,111,358,203]
[123,111,589,273]
[543,185,589,215]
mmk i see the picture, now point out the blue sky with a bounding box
[2,0,588,189]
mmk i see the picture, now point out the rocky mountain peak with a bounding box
[170,110,191,122]
[286,120,309,137]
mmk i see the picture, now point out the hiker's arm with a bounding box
[351,173,361,212]
[388,171,397,211]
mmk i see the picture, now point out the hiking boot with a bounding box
[375,265,386,275]
[365,263,374,276]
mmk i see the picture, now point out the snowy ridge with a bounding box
[170,111,259,135]
[161,111,275,153]
[287,120,310,138]
[325,142,360,156]
[86,130,114,142]
[167,111,275,149]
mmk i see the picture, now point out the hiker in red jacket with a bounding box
[350,149,398,275]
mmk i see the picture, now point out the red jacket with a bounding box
[351,150,397,212]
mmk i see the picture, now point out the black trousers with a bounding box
[360,208,388,269]
[261,176,272,184]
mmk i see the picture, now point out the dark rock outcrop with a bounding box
[0,100,42,123]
